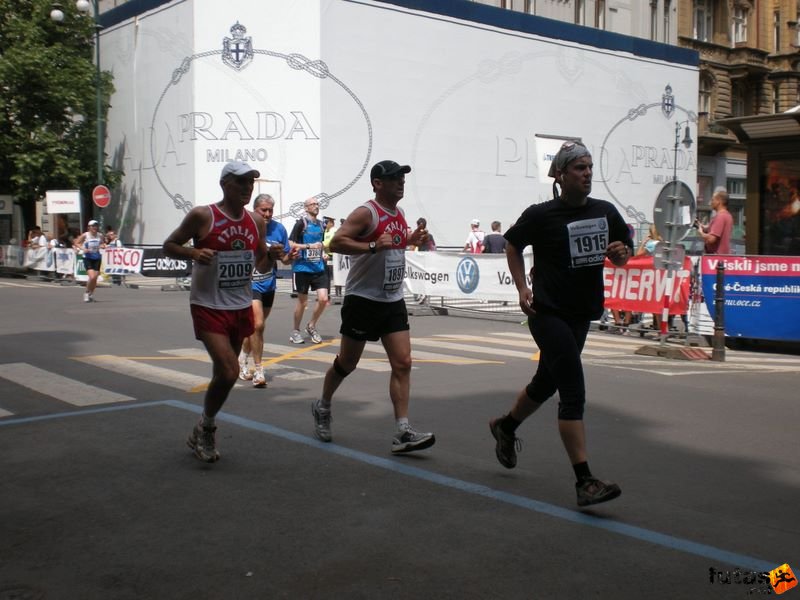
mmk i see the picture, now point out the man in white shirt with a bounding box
[463,219,485,253]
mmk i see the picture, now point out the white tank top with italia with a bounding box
[189,203,259,310]
[345,200,408,303]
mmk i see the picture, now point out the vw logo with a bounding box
[456,256,479,294]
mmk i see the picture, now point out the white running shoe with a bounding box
[289,329,304,344]
[83,292,90,303]
[305,324,322,344]
[239,362,252,381]
[252,367,267,388]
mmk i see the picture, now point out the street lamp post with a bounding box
[51,0,104,222]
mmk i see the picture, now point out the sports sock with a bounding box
[500,413,521,435]
[396,417,410,432]
[238,351,249,366]
[318,397,331,411]
[573,461,593,483]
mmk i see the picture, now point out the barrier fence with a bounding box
[4,245,797,341]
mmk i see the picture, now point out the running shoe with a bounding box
[576,477,621,507]
[306,324,322,344]
[311,400,332,442]
[83,292,90,303]
[392,426,435,454]
[489,417,521,469]
[252,367,267,388]
[187,422,220,463]
[289,329,304,344]
[239,362,252,381]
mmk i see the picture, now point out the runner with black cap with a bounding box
[311,160,436,453]
[488,140,633,506]
[163,160,283,462]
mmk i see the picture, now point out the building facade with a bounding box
[474,0,800,251]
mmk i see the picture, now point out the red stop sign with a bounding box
[92,185,111,208]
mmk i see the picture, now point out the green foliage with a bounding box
[0,0,120,218]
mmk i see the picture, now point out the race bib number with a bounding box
[216,250,253,289]
[567,217,608,268]
[304,247,322,263]
[383,254,404,291]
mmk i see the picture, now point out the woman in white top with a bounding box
[73,220,106,302]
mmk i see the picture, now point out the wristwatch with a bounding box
[368,241,377,254]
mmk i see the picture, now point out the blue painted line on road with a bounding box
[0,400,169,426]
[2,398,778,573]
[163,399,778,572]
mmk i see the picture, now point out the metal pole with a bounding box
[711,262,726,361]
[93,0,102,186]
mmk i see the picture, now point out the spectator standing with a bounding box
[73,220,106,302]
[482,221,507,253]
[488,141,632,507]
[414,218,436,251]
[322,216,340,297]
[104,225,123,285]
[463,219,485,253]
[696,187,733,254]
[311,160,435,454]
[27,226,48,249]
[288,198,329,344]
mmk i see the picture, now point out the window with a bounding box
[596,0,606,29]
[732,84,747,117]
[773,83,781,113]
[732,6,748,44]
[694,0,713,42]
[664,0,671,42]
[774,11,781,52]
[699,74,712,114]
[650,1,658,41]
[575,0,586,25]
[727,178,746,197]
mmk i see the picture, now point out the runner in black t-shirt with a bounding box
[488,140,633,507]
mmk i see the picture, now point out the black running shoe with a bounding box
[576,478,621,507]
[489,417,521,469]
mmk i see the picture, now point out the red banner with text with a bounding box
[603,255,692,314]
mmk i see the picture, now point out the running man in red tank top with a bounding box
[163,161,284,463]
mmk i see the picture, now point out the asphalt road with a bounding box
[1,279,798,599]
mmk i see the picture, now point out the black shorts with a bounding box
[293,270,329,295]
[83,257,102,271]
[252,288,276,308]
[340,295,409,342]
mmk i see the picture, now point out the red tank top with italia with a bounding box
[190,203,259,310]
[345,199,408,303]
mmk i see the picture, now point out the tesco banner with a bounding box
[102,247,144,275]
[603,255,692,315]
[702,255,800,342]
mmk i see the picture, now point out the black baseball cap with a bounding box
[370,160,411,181]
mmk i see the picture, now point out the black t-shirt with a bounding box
[482,233,507,253]
[504,197,632,320]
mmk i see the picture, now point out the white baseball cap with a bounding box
[88,220,99,226]
[470,219,480,226]
[220,161,260,181]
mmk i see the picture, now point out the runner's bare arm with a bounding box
[330,206,388,254]
[163,207,215,265]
